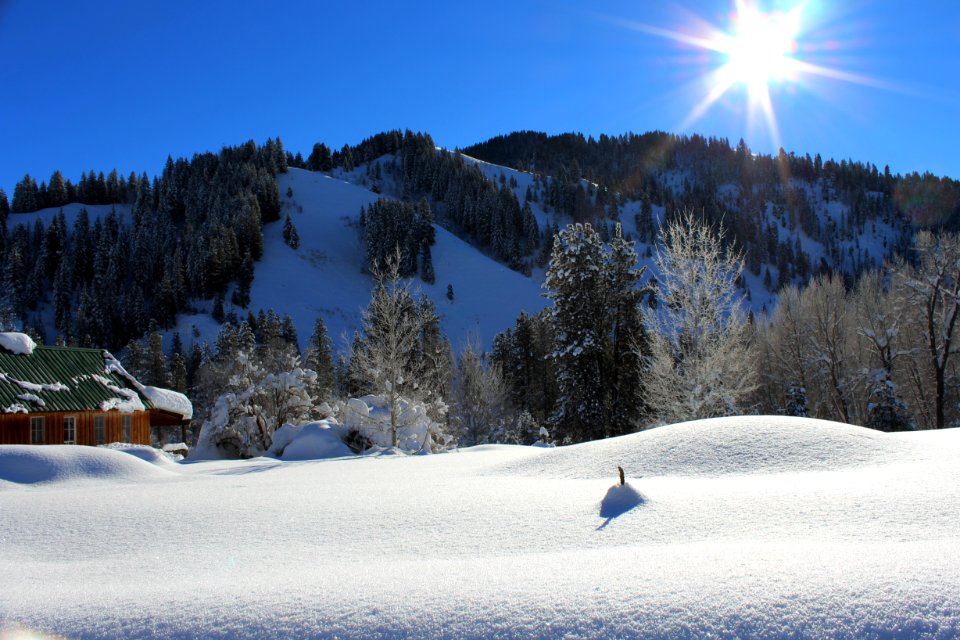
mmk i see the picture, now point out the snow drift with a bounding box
[0,445,176,485]
[1,417,958,639]
[489,415,923,480]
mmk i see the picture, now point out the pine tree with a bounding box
[420,243,435,284]
[47,170,68,208]
[281,313,299,350]
[53,258,73,338]
[11,174,39,213]
[282,214,300,249]
[543,223,649,442]
[865,372,912,432]
[353,254,427,447]
[304,317,334,400]
[147,330,172,387]
[212,293,225,323]
[122,338,148,382]
[543,223,608,442]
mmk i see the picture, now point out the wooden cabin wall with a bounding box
[0,411,151,445]
[0,413,29,444]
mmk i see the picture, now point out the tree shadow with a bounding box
[596,482,646,530]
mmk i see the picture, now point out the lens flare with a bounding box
[605,0,897,152]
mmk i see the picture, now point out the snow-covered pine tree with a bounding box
[353,254,423,447]
[544,223,607,442]
[453,342,510,446]
[865,371,913,431]
[544,222,648,442]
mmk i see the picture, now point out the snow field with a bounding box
[1,417,959,638]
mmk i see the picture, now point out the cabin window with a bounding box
[122,415,132,442]
[95,415,106,445]
[63,416,77,444]
[30,416,45,444]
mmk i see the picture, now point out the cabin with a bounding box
[0,332,192,446]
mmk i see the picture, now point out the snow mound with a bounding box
[0,445,176,485]
[489,416,922,479]
[267,421,353,461]
[598,481,646,519]
[0,332,37,355]
[99,443,181,466]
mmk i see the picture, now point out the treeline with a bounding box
[756,231,960,430]
[465,131,960,282]
[463,130,958,216]
[9,169,135,213]
[489,222,960,440]
[0,139,286,349]
[186,216,960,456]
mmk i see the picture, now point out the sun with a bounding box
[721,3,801,91]
[607,0,893,152]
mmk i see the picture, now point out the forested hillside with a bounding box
[4,128,960,450]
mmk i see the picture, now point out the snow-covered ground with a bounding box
[2,416,959,639]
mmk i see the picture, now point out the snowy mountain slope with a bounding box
[235,167,547,352]
[2,417,958,638]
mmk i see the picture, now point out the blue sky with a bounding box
[1,0,958,195]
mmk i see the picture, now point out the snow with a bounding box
[1,416,959,638]
[14,393,44,407]
[0,372,69,394]
[0,332,36,355]
[0,445,175,486]
[91,374,146,413]
[98,443,181,466]
[142,386,193,420]
[267,421,353,460]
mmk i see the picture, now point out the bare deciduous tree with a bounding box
[894,231,960,429]
[640,212,756,423]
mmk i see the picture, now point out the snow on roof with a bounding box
[90,374,145,413]
[0,332,37,355]
[102,351,144,390]
[0,345,151,414]
[143,386,193,420]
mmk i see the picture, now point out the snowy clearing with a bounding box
[1,416,959,639]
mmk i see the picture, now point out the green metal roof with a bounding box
[0,345,154,414]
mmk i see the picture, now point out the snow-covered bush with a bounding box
[341,394,452,453]
[266,421,352,460]
[194,366,319,459]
